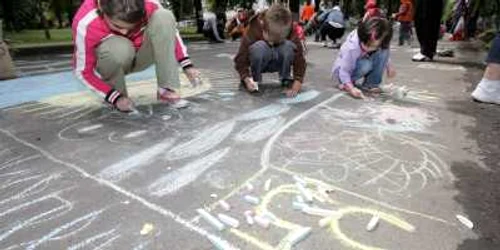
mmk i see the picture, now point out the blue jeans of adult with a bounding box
[352,49,390,89]
[249,40,296,83]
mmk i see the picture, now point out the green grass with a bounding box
[4,26,204,48]
[5,28,73,45]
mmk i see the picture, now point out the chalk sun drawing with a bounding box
[98,138,176,182]
[236,104,291,121]
[234,116,286,143]
[165,121,235,161]
[149,148,230,197]
[278,90,320,104]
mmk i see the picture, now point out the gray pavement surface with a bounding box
[1,38,499,250]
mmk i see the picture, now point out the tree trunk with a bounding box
[52,0,64,28]
[289,0,300,21]
[194,0,203,33]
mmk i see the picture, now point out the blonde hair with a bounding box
[263,4,292,43]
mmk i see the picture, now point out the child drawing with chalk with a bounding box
[332,17,396,99]
[72,0,202,112]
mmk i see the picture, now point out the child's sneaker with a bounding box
[157,88,190,109]
[412,52,432,62]
[471,79,500,105]
[339,83,364,99]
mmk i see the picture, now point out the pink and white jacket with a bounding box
[72,0,192,105]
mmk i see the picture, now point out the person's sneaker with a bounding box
[471,79,500,105]
[281,79,293,88]
[323,41,329,48]
[157,88,190,109]
[412,52,432,62]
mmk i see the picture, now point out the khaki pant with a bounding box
[96,9,180,97]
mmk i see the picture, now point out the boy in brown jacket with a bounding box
[234,4,306,97]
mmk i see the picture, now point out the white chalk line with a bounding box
[68,228,118,250]
[0,128,239,249]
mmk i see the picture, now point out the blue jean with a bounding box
[352,49,390,88]
[249,40,296,83]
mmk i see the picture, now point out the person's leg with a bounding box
[134,8,180,90]
[351,57,373,86]
[249,40,273,83]
[399,22,407,46]
[472,33,500,104]
[423,0,444,59]
[275,40,296,82]
[320,23,328,42]
[364,49,390,89]
[96,36,136,97]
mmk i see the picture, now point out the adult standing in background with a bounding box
[412,0,444,62]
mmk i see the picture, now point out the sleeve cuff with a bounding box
[179,57,194,69]
[105,89,122,105]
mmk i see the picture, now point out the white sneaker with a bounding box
[471,79,500,105]
[412,52,431,62]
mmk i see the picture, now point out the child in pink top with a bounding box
[72,0,201,112]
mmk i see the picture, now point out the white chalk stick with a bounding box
[456,214,474,229]
[292,201,308,211]
[264,179,272,191]
[217,213,240,228]
[302,206,338,217]
[261,211,278,222]
[246,183,254,192]
[296,195,304,203]
[244,195,260,205]
[210,193,218,199]
[366,215,380,232]
[244,211,254,225]
[254,215,270,228]
[319,217,332,228]
[196,208,226,231]
[218,200,231,211]
[296,183,313,202]
[286,227,312,246]
[293,175,307,186]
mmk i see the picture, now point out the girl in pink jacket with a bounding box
[72,0,200,112]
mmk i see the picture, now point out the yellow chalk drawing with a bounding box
[328,207,415,250]
[41,75,211,108]
[227,182,418,250]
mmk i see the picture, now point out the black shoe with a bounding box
[281,79,294,88]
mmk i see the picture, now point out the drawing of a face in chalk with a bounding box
[265,103,448,198]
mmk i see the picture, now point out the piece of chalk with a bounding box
[254,215,270,228]
[261,211,278,222]
[366,215,380,231]
[264,179,272,191]
[196,208,226,231]
[286,227,312,246]
[219,200,231,211]
[292,201,308,211]
[296,183,313,202]
[210,193,218,199]
[456,214,474,229]
[293,175,307,186]
[207,235,234,250]
[319,217,332,228]
[246,183,254,192]
[296,195,304,203]
[244,195,260,205]
[244,211,254,225]
[217,213,240,228]
[302,206,337,217]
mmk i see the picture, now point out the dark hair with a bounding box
[306,0,312,5]
[98,0,145,23]
[357,17,392,49]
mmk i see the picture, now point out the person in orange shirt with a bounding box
[393,0,414,46]
[301,0,315,25]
